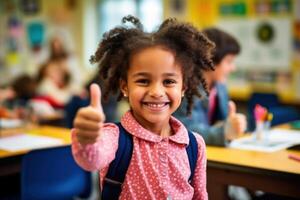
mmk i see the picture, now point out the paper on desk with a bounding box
[0,119,24,129]
[229,128,300,152]
[0,134,63,152]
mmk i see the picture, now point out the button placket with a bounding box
[159,139,169,190]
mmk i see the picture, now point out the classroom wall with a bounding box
[1,0,299,106]
[0,0,96,86]
[164,0,300,105]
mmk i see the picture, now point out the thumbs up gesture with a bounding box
[73,83,106,144]
[224,101,247,141]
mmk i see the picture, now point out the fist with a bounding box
[73,83,106,144]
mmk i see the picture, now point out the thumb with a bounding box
[90,83,102,109]
[228,100,236,117]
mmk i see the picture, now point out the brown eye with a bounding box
[163,79,176,86]
[136,79,149,85]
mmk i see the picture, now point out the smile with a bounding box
[143,102,169,110]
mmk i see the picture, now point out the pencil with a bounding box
[288,154,300,162]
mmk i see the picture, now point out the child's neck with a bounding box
[156,124,173,138]
[142,120,173,138]
[150,124,173,138]
[204,73,214,90]
[132,112,173,137]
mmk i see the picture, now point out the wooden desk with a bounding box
[2,125,300,198]
[0,126,71,176]
[207,146,300,199]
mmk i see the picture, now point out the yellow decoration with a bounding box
[5,52,20,66]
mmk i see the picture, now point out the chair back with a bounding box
[21,145,91,200]
[248,92,300,130]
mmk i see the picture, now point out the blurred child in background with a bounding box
[174,27,247,146]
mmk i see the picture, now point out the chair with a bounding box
[21,145,92,200]
[248,92,300,131]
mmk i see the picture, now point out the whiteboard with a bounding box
[217,18,292,71]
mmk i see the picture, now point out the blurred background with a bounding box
[1,1,300,199]
[0,0,299,126]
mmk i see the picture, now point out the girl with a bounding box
[72,15,214,200]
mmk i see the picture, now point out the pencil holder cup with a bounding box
[255,121,264,141]
[255,120,271,142]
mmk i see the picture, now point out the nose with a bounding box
[149,83,164,98]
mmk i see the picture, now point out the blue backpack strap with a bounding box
[186,130,198,183]
[101,122,133,200]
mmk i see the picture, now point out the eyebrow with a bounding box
[132,72,180,78]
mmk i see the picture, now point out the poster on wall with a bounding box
[20,0,40,15]
[167,0,187,20]
[27,21,44,51]
[217,18,292,71]
[6,16,24,66]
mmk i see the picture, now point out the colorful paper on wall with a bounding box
[27,22,45,50]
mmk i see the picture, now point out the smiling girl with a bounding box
[72,15,214,200]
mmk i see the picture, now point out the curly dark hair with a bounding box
[203,28,240,65]
[90,15,215,115]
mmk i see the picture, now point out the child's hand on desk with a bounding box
[225,101,247,141]
[73,83,106,145]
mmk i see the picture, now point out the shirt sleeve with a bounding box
[71,123,119,171]
[190,122,226,146]
[192,133,208,200]
[174,98,226,146]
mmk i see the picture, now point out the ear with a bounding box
[120,79,128,97]
[181,85,186,96]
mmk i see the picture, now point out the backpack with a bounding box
[101,123,198,200]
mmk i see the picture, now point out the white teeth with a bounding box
[146,103,166,108]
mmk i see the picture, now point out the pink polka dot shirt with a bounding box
[72,111,207,200]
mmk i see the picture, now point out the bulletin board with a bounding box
[217,17,292,71]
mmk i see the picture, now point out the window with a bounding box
[97,0,163,38]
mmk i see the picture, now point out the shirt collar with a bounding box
[120,111,189,145]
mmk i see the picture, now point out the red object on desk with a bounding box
[288,154,300,163]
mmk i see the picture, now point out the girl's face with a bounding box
[121,46,184,133]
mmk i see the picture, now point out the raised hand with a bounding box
[73,83,106,144]
[225,101,247,141]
